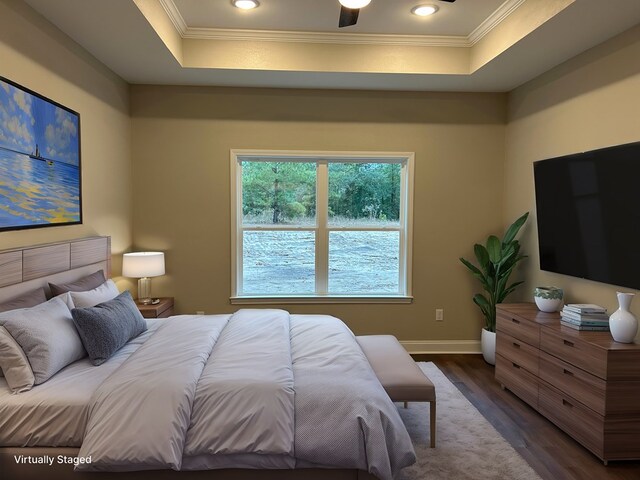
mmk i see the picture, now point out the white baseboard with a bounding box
[400,340,481,354]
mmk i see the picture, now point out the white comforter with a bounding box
[74,309,415,479]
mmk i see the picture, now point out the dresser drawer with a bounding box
[539,350,606,416]
[496,312,540,347]
[541,328,608,379]
[496,354,538,409]
[497,332,539,375]
[538,381,604,458]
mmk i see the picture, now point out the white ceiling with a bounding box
[173,0,505,36]
[23,0,640,92]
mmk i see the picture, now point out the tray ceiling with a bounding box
[22,0,640,92]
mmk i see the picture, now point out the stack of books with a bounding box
[560,304,610,331]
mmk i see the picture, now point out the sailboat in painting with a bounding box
[29,144,54,165]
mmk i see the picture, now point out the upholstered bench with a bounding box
[356,335,437,448]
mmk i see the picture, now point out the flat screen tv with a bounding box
[534,141,640,290]
[0,76,81,232]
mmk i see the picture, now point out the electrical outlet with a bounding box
[435,309,444,321]
[196,311,205,315]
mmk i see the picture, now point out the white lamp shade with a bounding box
[122,252,165,278]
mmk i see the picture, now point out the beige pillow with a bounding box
[0,326,35,393]
[69,280,119,308]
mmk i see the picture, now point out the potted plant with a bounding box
[460,212,529,365]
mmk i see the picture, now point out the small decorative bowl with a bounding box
[534,286,564,312]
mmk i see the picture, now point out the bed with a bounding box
[0,237,416,480]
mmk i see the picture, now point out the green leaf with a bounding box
[500,281,525,301]
[502,212,529,244]
[459,257,482,277]
[486,236,502,264]
[474,244,490,271]
[498,244,516,267]
[473,294,490,318]
[460,258,489,289]
[473,293,491,310]
[496,274,510,298]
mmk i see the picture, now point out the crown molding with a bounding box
[159,0,187,36]
[468,0,527,45]
[160,0,524,49]
[183,27,470,47]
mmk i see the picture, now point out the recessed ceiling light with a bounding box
[232,0,259,10]
[411,5,439,16]
[339,0,372,9]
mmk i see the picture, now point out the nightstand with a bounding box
[136,297,174,319]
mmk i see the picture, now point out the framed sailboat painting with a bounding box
[0,76,81,231]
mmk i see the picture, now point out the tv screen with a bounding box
[534,141,640,290]
[0,76,81,232]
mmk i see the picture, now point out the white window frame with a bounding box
[230,150,414,304]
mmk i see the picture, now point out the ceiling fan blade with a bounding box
[439,0,456,2]
[339,6,359,28]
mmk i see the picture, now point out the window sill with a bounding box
[230,295,413,305]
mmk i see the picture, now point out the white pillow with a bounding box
[0,326,34,393]
[69,280,120,308]
[1,295,85,387]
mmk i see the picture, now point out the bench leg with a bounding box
[403,401,408,409]
[430,401,436,448]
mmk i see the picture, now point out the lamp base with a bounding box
[138,277,152,304]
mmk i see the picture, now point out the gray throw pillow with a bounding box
[0,288,47,313]
[71,291,147,366]
[1,295,86,385]
[49,270,106,297]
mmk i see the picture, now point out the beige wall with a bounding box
[4,0,639,343]
[0,0,132,274]
[131,86,507,341]
[505,24,640,327]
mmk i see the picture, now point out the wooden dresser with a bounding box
[496,303,640,463]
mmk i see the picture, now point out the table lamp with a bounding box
[122,252,165,304]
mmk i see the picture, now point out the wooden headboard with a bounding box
[0,237,111,302]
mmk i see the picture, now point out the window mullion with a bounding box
[316,161,329,295]
[233,159,243,297]
[398,162,407,295]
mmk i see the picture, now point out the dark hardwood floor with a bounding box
[412,354,640,480]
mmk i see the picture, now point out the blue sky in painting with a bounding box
[0,79,79,166]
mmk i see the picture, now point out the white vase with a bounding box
[610,292,638,344]
[481,328,496,365]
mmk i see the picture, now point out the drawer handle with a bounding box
[512,362,521,369]
[563,369,574,376]
[563,340,575,347]
[512,342,521,348]
[562,399,573,408]
[511,318,521,325]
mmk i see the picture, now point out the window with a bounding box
[231,150,414,303]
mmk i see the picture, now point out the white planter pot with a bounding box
[534,286,564,312]
[610,292,638,344]
[481,328,496,365]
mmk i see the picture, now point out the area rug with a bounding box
[396,362,542,480]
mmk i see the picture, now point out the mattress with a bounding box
[0,320,162,447]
